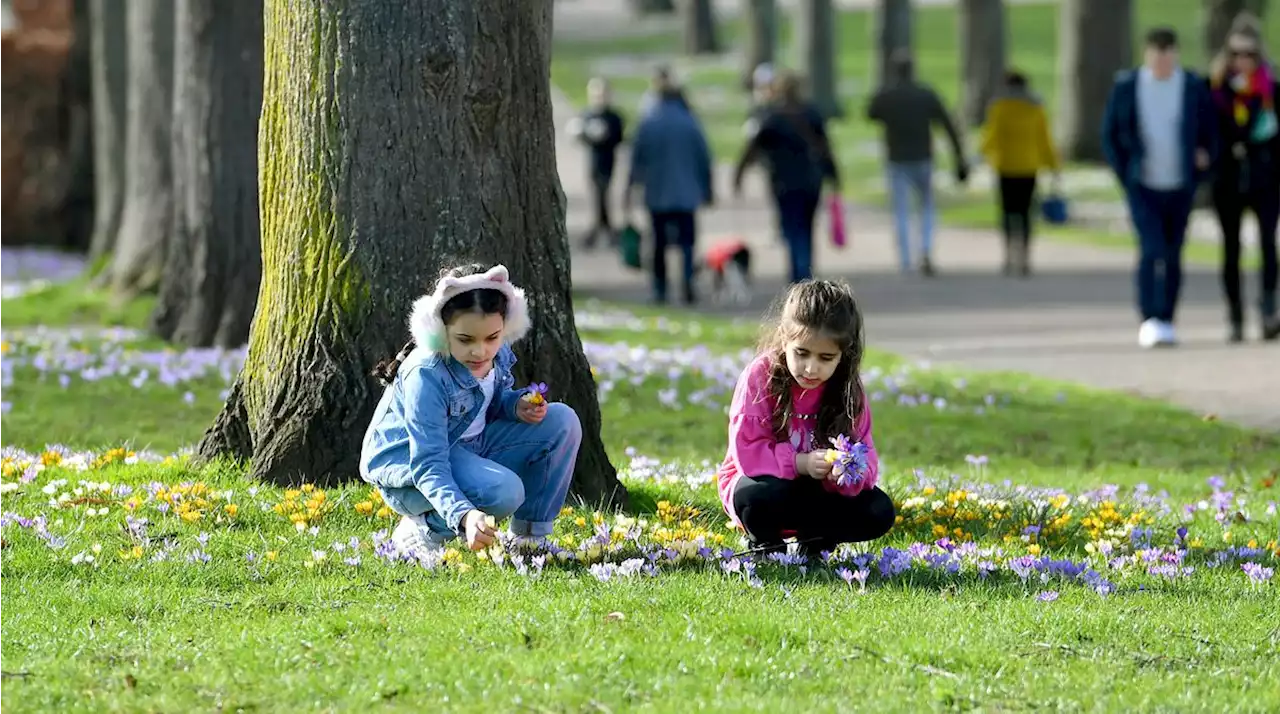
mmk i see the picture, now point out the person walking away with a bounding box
[733,71,841,283]
[1102,27,1219,349]
[625,77,714,305]
[866,50,970,276]
[981,70,1061,277]
[568,78,626,251]
[1208,15,1280,343]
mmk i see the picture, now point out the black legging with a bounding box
[732,475,895,552]
[1212,165,1279,327]
[998,175,1036,268]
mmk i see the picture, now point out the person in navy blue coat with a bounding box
[1102,27,1219,349]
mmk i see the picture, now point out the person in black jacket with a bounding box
[569,78,627,250]
[732,71,840,284]
[1208,15,1280,342]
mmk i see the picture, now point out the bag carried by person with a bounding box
[827,194,848,249]
[618,223,643,271]
[1040,175,1069,225]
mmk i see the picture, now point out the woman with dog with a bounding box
[732,71,841,284]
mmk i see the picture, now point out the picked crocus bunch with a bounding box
[522,382,549,406]
[824,434,870,489]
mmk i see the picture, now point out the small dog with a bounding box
[696,238,753,306]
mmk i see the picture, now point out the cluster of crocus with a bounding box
[824,434,870,489]
[522,382,549,406]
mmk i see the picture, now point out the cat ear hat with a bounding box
[408,265,531,354]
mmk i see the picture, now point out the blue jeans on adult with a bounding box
[1127,185,1195,322]
[887,160,936,271]
[377,403,582,542]
[776,190,821,283]
[649,210,697,303]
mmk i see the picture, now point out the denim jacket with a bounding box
[359,344,527,531]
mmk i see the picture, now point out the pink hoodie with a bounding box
[717,354,880,527]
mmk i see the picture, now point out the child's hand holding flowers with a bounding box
[517,382,549,425]
[824,435,870,488]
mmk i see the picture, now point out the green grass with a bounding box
[3,287,1280,711]
[551,0,1280,267]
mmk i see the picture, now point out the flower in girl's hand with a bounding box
[522,382,549,406]
[826,435,870,489]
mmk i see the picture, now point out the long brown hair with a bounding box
[757,279,866,447]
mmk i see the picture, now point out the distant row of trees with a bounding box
[631,0,1272,161]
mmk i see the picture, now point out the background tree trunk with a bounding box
[1055,0,1132,162]
[796,0,841,117]
[105,0,173,294]
[62,0,94,253]
[958,0,1006,127]
[152,0,262,349]
[681,0,719,55]
[628,0,675,14]
[740,0,777,91]
[87,0,126,262]
[1202,0,1271,63]
[874,0,912,88]
[198,0,627,509]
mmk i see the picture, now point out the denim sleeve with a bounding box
[497,386,526,421]
[402,366,475,531]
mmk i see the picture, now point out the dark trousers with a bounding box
[732,475,896,552]
[1213,176,1280,325]
[776,190,821,283]
[1127,185,1195,322]
[649,210,697,303]
[998,175,1037,267]
[583,172,614,247]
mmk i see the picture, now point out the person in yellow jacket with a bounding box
[981,71,1061,276]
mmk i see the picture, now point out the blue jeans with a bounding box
[378,403,582,541]
[776,190,821,283]
[1127,185,1194,322]
[649,210,697,303]
[887,160,936,271]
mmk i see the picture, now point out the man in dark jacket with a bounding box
[570,78,626,249]
[1102,27,1218,349]
[866,51,969,277]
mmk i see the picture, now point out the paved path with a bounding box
[552,92,1279,431]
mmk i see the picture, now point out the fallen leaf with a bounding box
[604,611,625,622]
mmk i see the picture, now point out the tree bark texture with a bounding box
[740,0,778,91]
[106,0,173,294]
[62,0,94,253]
[1202,0,1271,63]
[628,0,676,16]
[958,0,1006,128]
[874,0,912,89]
[152,0,263,349]
[1055,0,1132,162]
[87,0,126,261]
[796,0,841,117]
[198,0,627,510]
[681,0,720,55]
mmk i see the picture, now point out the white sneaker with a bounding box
[1138,318,1163,349]
[1157,321,1178,346]
[392,515,443,559]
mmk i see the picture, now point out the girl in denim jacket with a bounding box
[717,279,895,558]
[361,263,581,556]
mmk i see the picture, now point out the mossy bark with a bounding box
[152,0,263,349]
[87,0,127,262]
[198,0,627,509]
[1055,0,1133,162]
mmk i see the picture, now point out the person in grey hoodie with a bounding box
[866,51,970,276]
[625,78,714,305]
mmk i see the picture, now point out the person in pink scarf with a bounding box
[717,279,895,558]
[1209,13,1280,342]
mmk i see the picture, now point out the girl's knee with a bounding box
[865,488,897,538]
[544,403,582,445]
[476,471,526,519]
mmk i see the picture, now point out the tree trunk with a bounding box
[197,0,627,510]
[795,0,841,118]
[628,0,676,14]
[62,0,94,253]
[874,0,912,89]
[958,0,1006,127]
[1055,0,1132,162]
[152,0,263,349]
[740,0,777,91]
[105,0,173,294]
[1202,0,1271,63]
[681,0,719,55]
[87,0,127,262]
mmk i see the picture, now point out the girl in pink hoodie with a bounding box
[718,279,895,557]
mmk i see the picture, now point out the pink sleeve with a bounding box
[727,356,798,480]
[833,401,880,497]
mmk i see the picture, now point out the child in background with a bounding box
[717,279,895,557]
[568,77,627,250]
[361,264,581,557]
